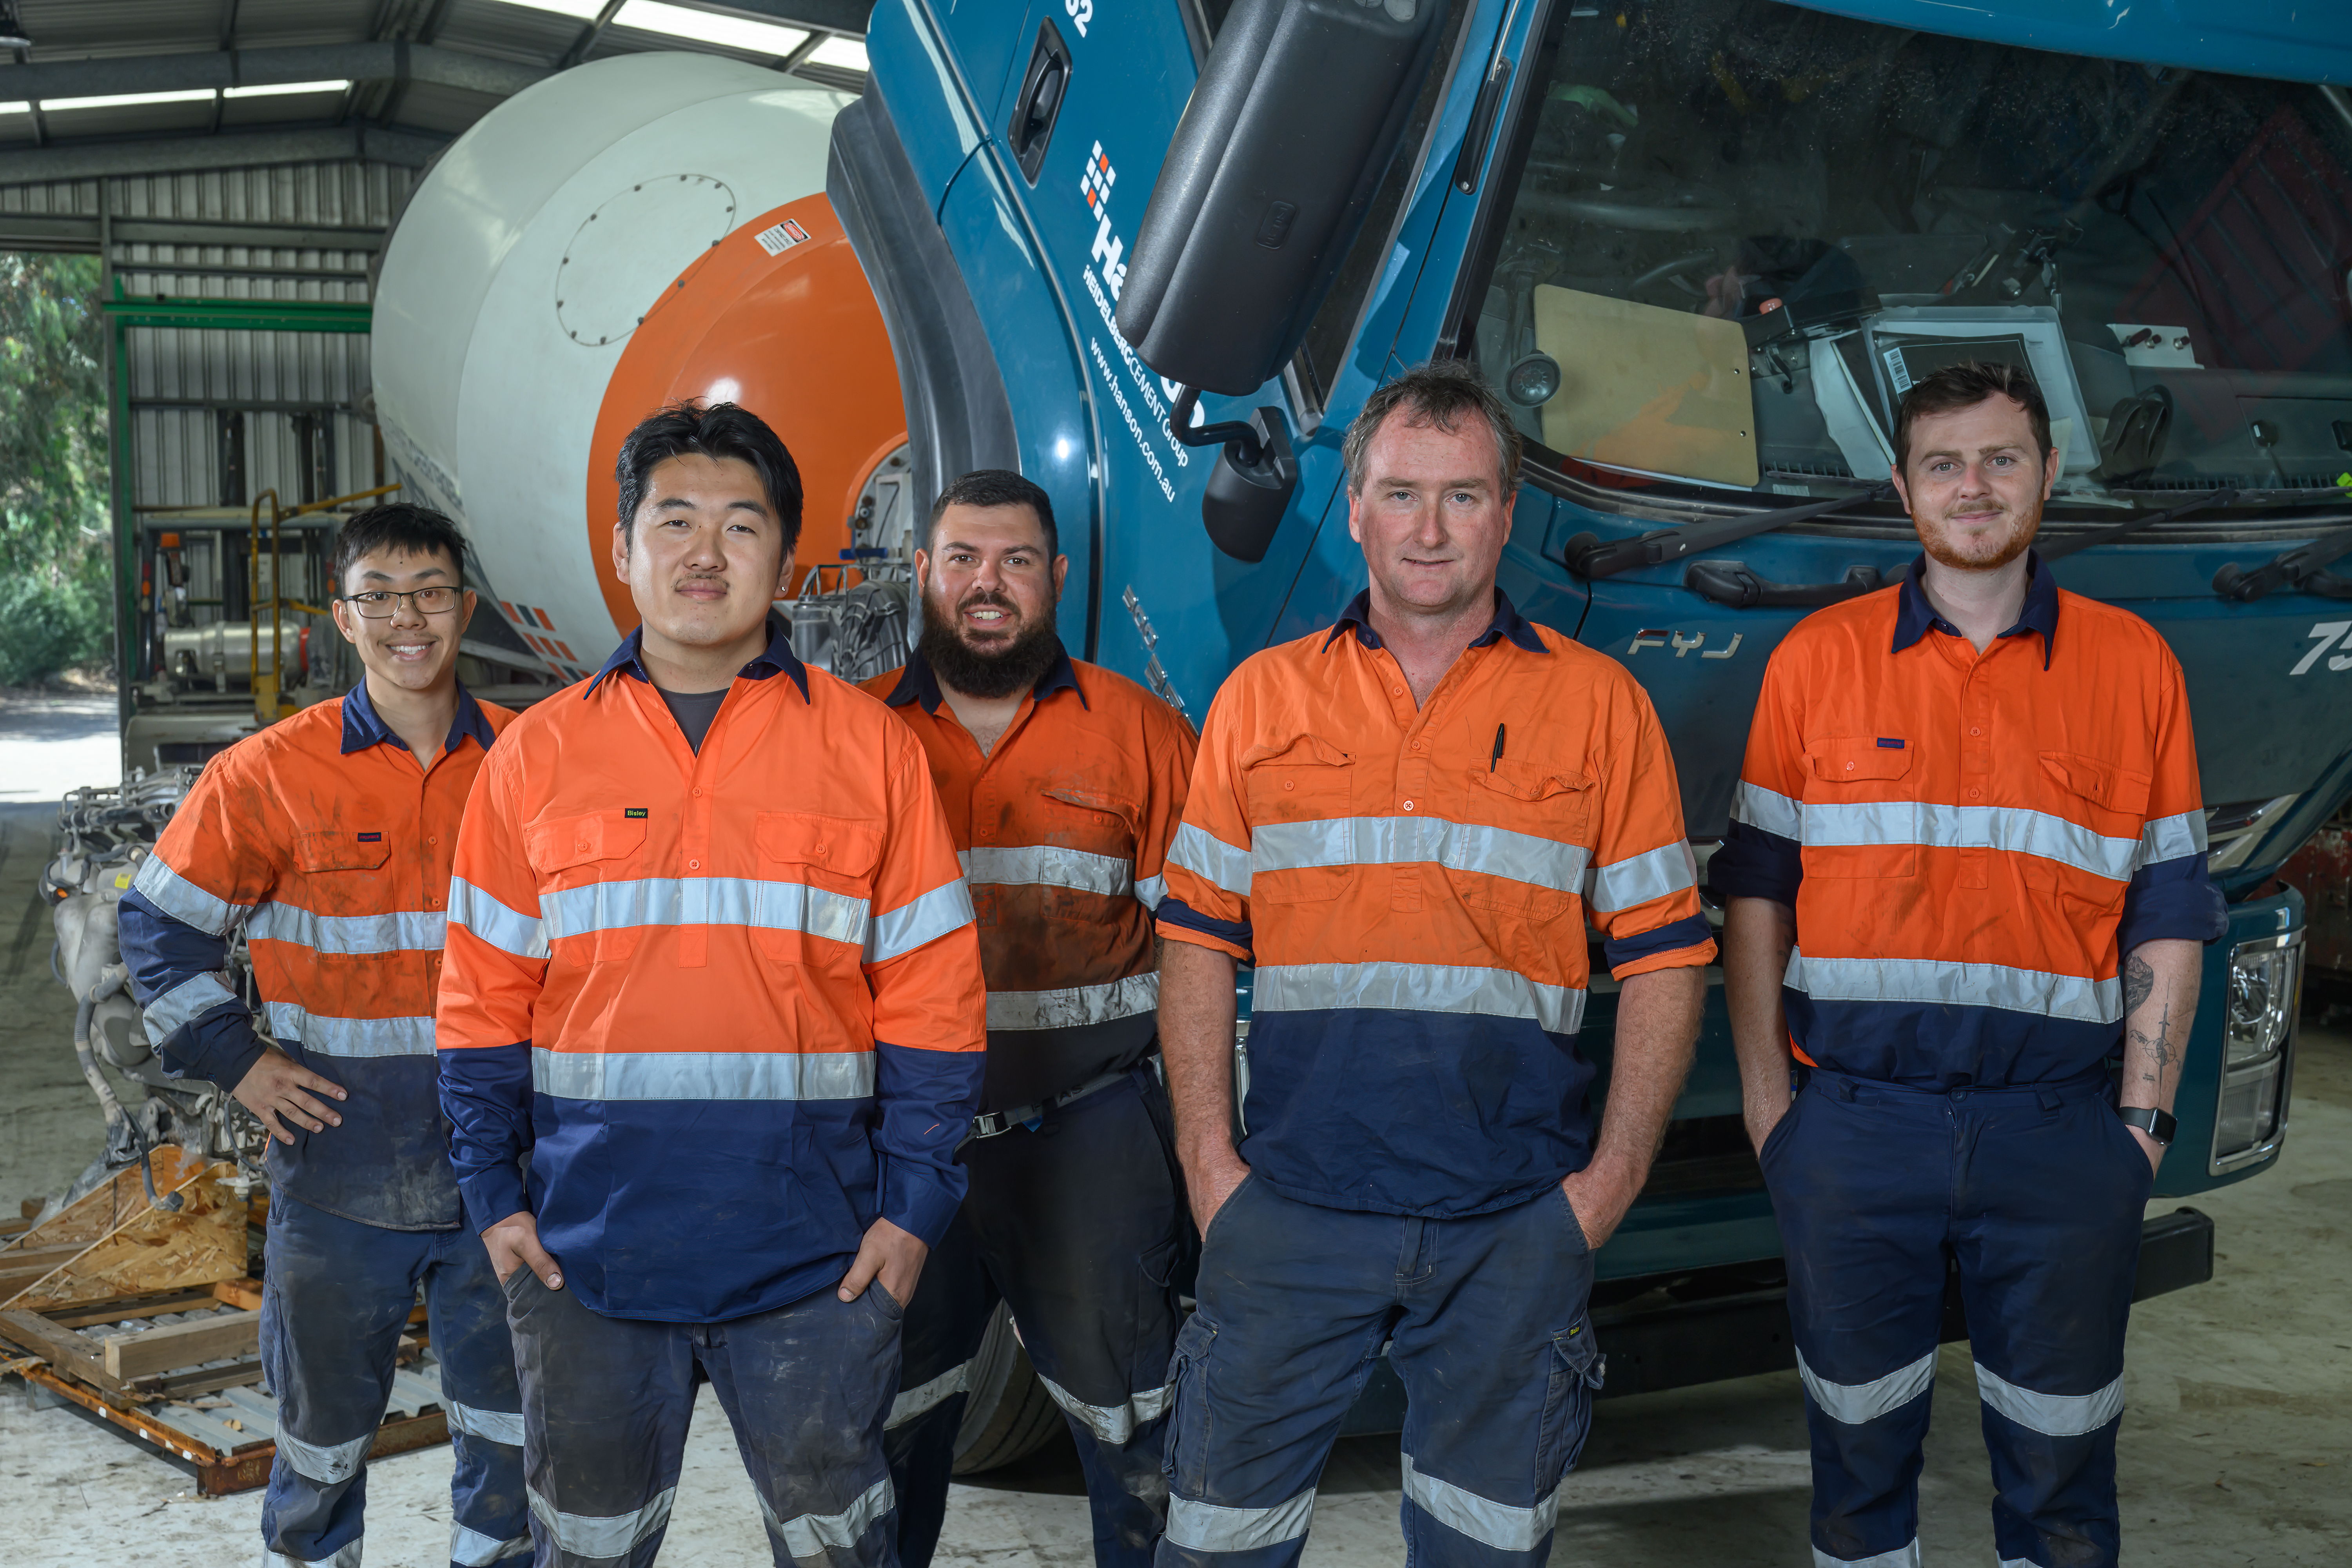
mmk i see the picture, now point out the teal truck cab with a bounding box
[826,0,2351,1406]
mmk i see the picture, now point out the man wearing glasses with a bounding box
[121,504,534,1568]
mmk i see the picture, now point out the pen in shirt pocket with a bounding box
[1490,723,1506,773]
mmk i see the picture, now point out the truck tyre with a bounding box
[951,1302,1065,1474]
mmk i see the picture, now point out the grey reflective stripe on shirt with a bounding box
[448,878,548,961]
[1133,873,1168,911]
[1169,822,1252,899]
[2136,808,2207,866]
[1731,781,1804,841]
[1814,1543,1920,1568]
[1164,1487,1318,1553]
[1784,949,2122,1024]
[529,1484,674,1559]
[1974,1362,2125,1437]
[143,970,240,1038]
[273,1425,374,1485]
[867,878,977,964]
[541,875,869,949]
[441,1397,525,1447]
[886,1359,972,1429]
[1254,961,1586,1036]
[961,845,1133,898]
[131,854,247,937]
[1586,840,1698,913]
[1252,816,1591,897]
[450,1523,534,1565]
[1400,1454,1557,1553]
[532,1046,875,1102]
[759,1474,894,1559]
[1802,801,2141,882]
[245,902,445,955]
[1036,1373,1172,1446]
[1797,1348,1936,1426]
[262,1002,436,1058]
[265,1540,364,1568]
[987,972,1160,1031]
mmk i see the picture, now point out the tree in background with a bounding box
[0,252,110,687]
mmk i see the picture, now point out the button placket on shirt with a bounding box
[675,694,725,969]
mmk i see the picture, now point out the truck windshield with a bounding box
[1468,0,2352,507]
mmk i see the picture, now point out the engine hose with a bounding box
[75,980,181,1212]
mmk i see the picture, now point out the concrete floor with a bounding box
[3,706,2348,1566]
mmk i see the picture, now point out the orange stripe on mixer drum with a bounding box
[585,192,907,635]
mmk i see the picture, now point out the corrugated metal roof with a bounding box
[0,0,867,157]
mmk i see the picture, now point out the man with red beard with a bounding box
[864,470,1198,1568]
[1714,362,2225,1568]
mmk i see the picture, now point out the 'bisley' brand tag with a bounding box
[625,808,649,819]
[357,831,383,841]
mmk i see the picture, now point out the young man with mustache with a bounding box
[436,402,986,1567]
[864,470,1198,1568]
[120,504,532,1568]
[1714,361,2226,1568]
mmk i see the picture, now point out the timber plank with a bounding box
[104,1308,261,1381]
[49,1290,221,1329]
[0,1308,140,1397]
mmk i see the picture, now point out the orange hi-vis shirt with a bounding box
[1709,555,2226,1087]
[435,618,986,1323]
[119,684,513,1230]
[1156,589,1716,1216]
[862,643,1197,1113]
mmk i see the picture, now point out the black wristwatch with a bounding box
[2117,1105,2177,1145]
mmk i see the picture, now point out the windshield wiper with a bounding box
[1563,484,1894,579]
[2213,517,2352,602]
[2036,488,2241,561]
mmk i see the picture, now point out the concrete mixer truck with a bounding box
[75,0,2347,1475]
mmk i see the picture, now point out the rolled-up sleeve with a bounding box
[1709,648,1808,910]
[2118,653,2226,950]
[1156,681,1256,962]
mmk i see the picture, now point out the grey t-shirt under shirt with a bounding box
[657,687,728,753]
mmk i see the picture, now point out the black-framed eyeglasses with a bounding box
[338,587,463,618]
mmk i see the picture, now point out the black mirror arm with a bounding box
[1167,385,1265,468]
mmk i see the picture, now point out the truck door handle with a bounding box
[1009,21,1073,185]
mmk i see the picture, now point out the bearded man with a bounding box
[864,470,1199,1568]
[1713,361,2225,1568]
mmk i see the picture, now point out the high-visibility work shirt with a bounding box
[436,616,987,1323]
[1157,590,1716,1217]
[120,684,510,1230]
[862,642,1196,1112]
[1710,556,2227,1087]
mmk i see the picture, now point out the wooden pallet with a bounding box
[1,1161,450,1495]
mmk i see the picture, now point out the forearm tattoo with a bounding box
[2123,953,2155,1016]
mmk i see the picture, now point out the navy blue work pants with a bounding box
[504,1269,902,1567]
[1763,1067,2156,1568]
[1154,1176,1602,1568]
[887,1069,1191,1568]
[260,1193,533,1567]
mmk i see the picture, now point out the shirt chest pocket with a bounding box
[1025,787,1142,922]
[753,811,884,968]
[1242,736,1355,905]
[526,813,649,964]
[1456,762,1593,917]
[2021,751,2150,916]
[289,831,393,921]
[1800,740,1918,878]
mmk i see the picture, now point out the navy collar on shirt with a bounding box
[883,639,1088,715]
[340,679,497,756]
[585,610,811,702]
[1892,552,2059,669]
[1322,587,1549,654]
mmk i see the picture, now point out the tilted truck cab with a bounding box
[829,0,2352,1410]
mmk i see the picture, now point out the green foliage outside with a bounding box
[0,253,111,687]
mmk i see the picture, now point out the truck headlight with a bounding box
[2211,931,2302,1173]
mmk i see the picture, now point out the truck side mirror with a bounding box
[1116,0,1448,397]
